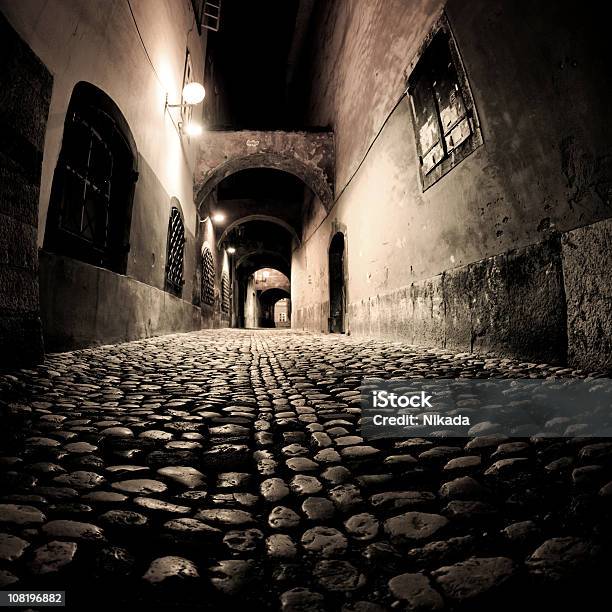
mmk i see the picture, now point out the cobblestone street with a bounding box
[1,329,612,611]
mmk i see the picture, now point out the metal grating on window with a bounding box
[45,87,137,275]
[201,245,215,306]
[221,271,230,313]
[165,207,185,297]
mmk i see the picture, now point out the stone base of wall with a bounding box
[347,237,566,364]
[295,219,612,370]
[40,251,202,352]
[562,218,612,371]
[294,301,330,334]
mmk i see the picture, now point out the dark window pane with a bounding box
[60,172,86,234]
[411,74,444,173]
[82,187,108,245]
[88,135,113,191]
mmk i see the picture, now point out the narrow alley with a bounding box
[2,0,612,610]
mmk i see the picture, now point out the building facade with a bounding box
[0,0,232,363]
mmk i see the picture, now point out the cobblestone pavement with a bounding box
[1,329,612,611]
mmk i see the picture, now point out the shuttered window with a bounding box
[408,25,482,189]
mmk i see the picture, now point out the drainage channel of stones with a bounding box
[0,329,611,611]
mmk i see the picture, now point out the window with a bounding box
[221,271,230,313]
[191,0,222,34]
[165,205,185,297]
[201,244,215,306]
[408,22,482,189]
[44,82,137,273]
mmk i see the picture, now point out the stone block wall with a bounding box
[562,219,612,371]
[0,15,52,367]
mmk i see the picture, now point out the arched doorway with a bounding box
[329,232,346,333]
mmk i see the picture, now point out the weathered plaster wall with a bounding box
[0,14,52,366]
[39,253,200,352]
[292,0,612,368]
[244,276,259,329]
[0,0,218,352]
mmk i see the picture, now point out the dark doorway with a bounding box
[329,232,346,333]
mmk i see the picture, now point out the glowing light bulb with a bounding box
[182,82,205,105]
[227,247,236,254]
[212,213,226,223]
[184,121,203,137]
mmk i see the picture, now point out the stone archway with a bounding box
[194,130,334,210]
[217,214,301,248]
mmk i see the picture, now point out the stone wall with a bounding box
[562,218,612,371]
[346,237,566,364]
[0,0,230,356]
[292,0,612,370]
[0,15,52,366]
[39,252,201,352]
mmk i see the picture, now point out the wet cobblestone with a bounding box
[1,329,612,611]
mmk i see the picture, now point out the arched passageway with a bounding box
[242,268,290,329]
[4,2,612,609]
[199,166,321,330]
[273,297,291,327]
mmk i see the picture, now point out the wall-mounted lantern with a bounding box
[165,82,206,136]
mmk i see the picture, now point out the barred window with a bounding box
[165,206,185,297]
[44,82,137,273]
[201,244,215,306]
[221,271,230,313]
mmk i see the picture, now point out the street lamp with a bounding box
[165,82,205,137]
[198,211,226,224]
[181,82,205,105]
[166,82,206,108]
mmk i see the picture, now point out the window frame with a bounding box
[407,15,483,191]
[164,203,186,298]
[44,82,138,274]
[200,243,215,307]
[221,270,230,313]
